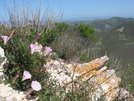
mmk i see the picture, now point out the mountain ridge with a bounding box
[65,17,134,31]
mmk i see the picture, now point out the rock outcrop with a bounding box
[46,56,133,101]
[114,26,124,32]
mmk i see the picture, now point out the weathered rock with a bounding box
[0,47,6,82]
[46,56,133,101]
[114,26,124,32]
[0,47,6,68]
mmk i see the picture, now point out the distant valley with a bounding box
[65,17,134,68]
[65,17,134,91]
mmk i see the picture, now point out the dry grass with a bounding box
[2,0,62,33]
[52,32,98,63]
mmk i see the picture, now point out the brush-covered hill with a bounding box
[101,21,134,66]
[66,17,134,31]
[66,18,134,92]
[101,21,134,92]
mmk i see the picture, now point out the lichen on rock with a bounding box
[46,55,132,101]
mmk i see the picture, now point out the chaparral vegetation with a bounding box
[0,0,133,101]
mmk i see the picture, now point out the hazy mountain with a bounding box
[65,17,134,31]
[62,16,111,21]
[98,21,134,91]
[101,21,134,65]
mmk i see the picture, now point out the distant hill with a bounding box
[101,21,134,66]
[100,21,134,92]
[65,17,134,31]
[65,17,134,66]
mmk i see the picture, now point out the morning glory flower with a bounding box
[29,20,34,23]
[40,67,48,72]
[34,33,41,43]
[1,36,11,45]
[26,81,41,96]
[44,46,52,56]
[12,72,20,83]
[9,30,15,37]
[1,22,5,26]
[30,44,41,54]
[22,71,32,81]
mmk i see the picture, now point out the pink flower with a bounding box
[34,33,41,43]
[9,30,15,37]
[26,81,41,96]
[22,71,32,81]
[30,44,41,54]
[29,20,34,23]
[1,22,5,26]
[1,36,11,45]
[12,72,20,83]
[40,67,48,72]
[44,46,52,56]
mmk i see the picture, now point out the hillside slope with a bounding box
[101,21,134,66]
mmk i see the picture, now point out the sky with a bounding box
[0,0,134,21]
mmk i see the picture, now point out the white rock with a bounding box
[0,47,5,57]
[0,47,7,67]
[101,83,111,92]
[6,91,26,101]
[0,72,4,81]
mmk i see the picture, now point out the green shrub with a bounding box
[54,22,69,33]
[0,32,48,91]
[76,24,97,42]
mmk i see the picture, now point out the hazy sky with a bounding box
[0,0,134,21]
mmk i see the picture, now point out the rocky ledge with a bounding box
[46,56,133,101]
